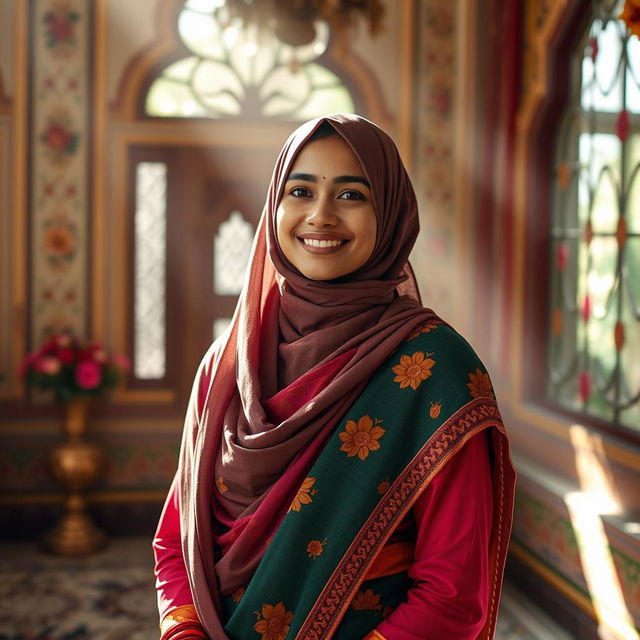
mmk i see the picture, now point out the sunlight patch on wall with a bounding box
[566,424,639,640]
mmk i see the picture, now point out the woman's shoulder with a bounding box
[393,318,485,371]
[380,318,495,403]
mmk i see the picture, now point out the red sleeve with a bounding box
[375,432,494,640]
[153,359,214,621]
[153,474,196,620]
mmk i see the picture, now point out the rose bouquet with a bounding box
[21,332,130,404]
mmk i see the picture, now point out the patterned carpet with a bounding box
[0,538,573,640]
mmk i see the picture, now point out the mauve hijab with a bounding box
[178,114,442,637]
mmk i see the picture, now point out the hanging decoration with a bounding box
[219,0,385,47]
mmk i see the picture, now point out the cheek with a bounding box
[276,205,288,243]
[358,209,378,257]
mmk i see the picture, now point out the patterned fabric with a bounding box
[218,325,514,639]
[160,604,203,639]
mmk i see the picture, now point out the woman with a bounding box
[153,114,515,640]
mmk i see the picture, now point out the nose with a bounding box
[305,196,337,226]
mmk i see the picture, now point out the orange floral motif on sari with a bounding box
[392,351,436,390]
[306,538,327,559]
[288,476,317,513]
[339,416,385,460]
[405,321,440,342]
[350,588,382,611]
[467,367,495,399]
[377,477,390,496]
[253,602,294,640]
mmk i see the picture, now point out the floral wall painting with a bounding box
[31,0,89,344]
[39,108,79,164]
[43,2,80,56]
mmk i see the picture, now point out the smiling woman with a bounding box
[277,126,377,281]
[153,114,515,640]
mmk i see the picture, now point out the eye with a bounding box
[290,186,312,198]
[338,190,365,201]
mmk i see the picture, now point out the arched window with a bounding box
[145,0,355,120]
[548,4,640,432]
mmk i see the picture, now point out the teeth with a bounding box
[302,238,344,248]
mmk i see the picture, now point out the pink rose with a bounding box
[38,357,61,375]
[75,360,101,389]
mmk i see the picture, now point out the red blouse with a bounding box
[153,431,493,638]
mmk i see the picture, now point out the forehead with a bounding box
[289,134,366,175]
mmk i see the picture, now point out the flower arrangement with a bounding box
[21,332,130,404]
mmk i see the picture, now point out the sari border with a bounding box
[296,396,508,640]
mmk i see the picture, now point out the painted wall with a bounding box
[0,0,458,504]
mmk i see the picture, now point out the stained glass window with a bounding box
[134,162,167,380]
[214,210,254,295]
[548,8,640,432]
[145,0,354,120]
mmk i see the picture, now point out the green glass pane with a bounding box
[626,35,640,114]
[620,403,640,431]
[578,168,591,227]
[305,62,342,86]
[591,20,624,113]
[581,53,595,111]
[580,133,621,233]
[261,67,311,117]
[628,135,640,233]
[145,8,353,121]
[591,169,620,233]
[587,237,617,322]
[192,59,244,114]
[146,78,207,117]
[186,0,225,11]
[163,56,199,82]
[228,36,278,87]
[584,371,612,420]
[620,235,640,431]
[178,8,225,59]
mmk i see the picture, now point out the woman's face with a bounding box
[276,134,377,281]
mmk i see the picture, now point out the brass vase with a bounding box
[41,397,107,555]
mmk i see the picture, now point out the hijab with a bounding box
[178,114,442,634]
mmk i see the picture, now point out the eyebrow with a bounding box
[287,172,370,188]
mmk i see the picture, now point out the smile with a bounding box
[302,238,345,248]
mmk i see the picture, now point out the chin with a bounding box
[301,271,341,281]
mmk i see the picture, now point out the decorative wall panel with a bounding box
[412,1,456,319]
[30,0,89,343]
[0,435,180,493]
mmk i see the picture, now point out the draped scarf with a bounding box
[177,114,441,636]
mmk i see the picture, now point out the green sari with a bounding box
[220,324,515,640]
